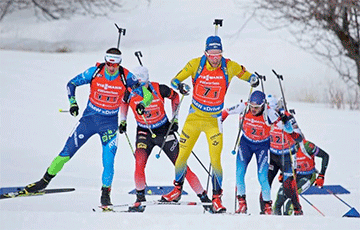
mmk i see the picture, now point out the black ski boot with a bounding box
[197,190,212,212]
[128,189,146,212]
[22,171,55,194]
[100,186,112,208]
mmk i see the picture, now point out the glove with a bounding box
[314,174,325,188]
[118,120,127,134]
[69,103,79,117]
[170,119,179,133]
[281,114,291,123]
[278,173,283,183]
[221,110,229,122]
[250,75,259,88]
[136,102,145,115]
[178,83,191,95]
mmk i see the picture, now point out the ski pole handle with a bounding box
[134,51,143,66]
[272,69,288,111]
[213,19,223,36]
[114,23,126,49]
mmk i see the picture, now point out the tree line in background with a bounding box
[0,0,126,21]
[239,0,359,110]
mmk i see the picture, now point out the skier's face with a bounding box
[250,103,263,116]
[106,62,119,75]
[205,49,222,68]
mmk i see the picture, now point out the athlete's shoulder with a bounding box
[84,66,98,75]
[225,59,241,68]
[303,140,317,153]
[186,57,202,69]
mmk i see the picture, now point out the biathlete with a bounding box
[273,139,329,215]
[119,66,211,212]
[260,94,304,215]
[161,35,259,213]
[18,48,152,208]
[221,90,292,215]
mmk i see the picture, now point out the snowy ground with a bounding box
[1,0,359,229]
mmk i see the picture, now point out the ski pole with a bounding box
[156,94,185,159]
[255,72,266,95]
[255,72,269,125]
[141,114,156,138]
[173,131,210,176]
[124,132,136,158]
[272,69,288,112]
[203,163,212,214]
[326,189,353,209]
[213,19,223,36]
[299,194,326,216]
[231,87,253,155]
[134,51,143,66]
[114,23,126,49]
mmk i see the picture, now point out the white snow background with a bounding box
[0,0,359,229]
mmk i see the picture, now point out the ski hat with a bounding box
[267,94,278,109]
[250,90,266,106]
[104,48,122,64]
[133,66,149,83]
[205,36,222,51]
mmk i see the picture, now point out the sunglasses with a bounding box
[250,103,264,108]
[106,62,119,67]
[205,51,222,58]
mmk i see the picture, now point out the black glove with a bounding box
[178,83,190,95]
[118,121,127,134]
[250,75,259,87]
[281,113,293,124]
[170,119,179,133]
[136,103,145,115]
[69,103,79,117]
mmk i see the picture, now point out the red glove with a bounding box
[314,174,325,188]
[221,110,229,122]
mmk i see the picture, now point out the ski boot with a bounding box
[211,190,226,213]
[160,181,183,202]
[128,189,146,212]
[197,190,212,212]
[284,200,294,215]
[235,195,247,214]
[22,171,55,195]
[100,186,113,211]
[263,200,273,215]
[294,209,304,216]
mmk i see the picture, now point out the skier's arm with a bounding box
[227,61,258,87]
[170,58,198,90]
[315,147,330,176]
[119,98,130,122]
[221,103,246,122]
[159,84,180,119]
[66,66,96,104]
